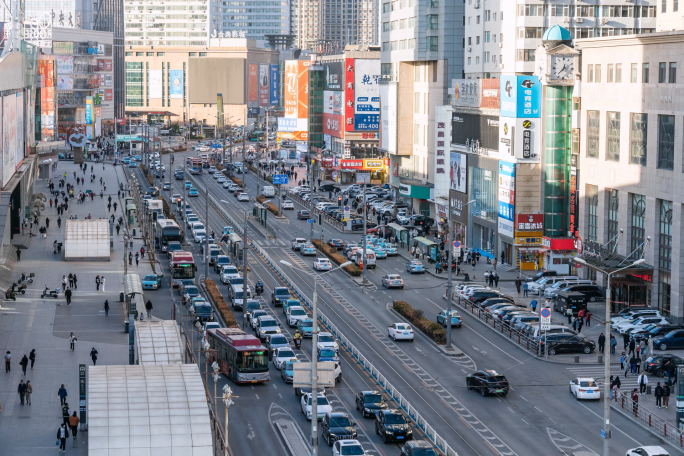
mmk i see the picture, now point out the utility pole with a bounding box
[242,210,248,307]
[361,182,367,284]
[310,283,319,456]
[205,186,209,279]
[445,213,453,348]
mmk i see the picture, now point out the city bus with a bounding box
[249,131,265,142]
[155,219,182,252]
[169,251,196,287]
[207,328,270,384]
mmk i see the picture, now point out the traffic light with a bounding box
[337,196,342,206]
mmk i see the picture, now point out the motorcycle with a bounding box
[4,289,16,301]
[255,284,264,297]
[294,337,302,350]
[18,272,34,284]
[41,286,60,299]
[10,283,25,294]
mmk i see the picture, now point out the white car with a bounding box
[317,332,339,351]
[237,193,250,202]
[333,440,367,456]
[287,306,309,327]
[220,265,240,284]
[223,181,232,188]
[282,200,294,210]
[313,258,332,271]
[614,316,670,334]
[273,347,298,369]
[625,446,670,456]
[291,238,307,250]
[217,177,226,183]
[388,323,414,341]
[250,310,268,330]
[301,393,332,421]
[193,230,207,243]
[191,222,205,232]
[381,274,404,289]
[569,377,600,400]
[316,202,334,211]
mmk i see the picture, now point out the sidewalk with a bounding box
[0,159,155,455]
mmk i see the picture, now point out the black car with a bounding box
[466,370,510,396]
[544,334,596,355]
[327,239,345,250]
[470,291,508,305]
[321,412,357,446]
[320,184,340,192]
[631,325,684,343]
[375,409,413,443]
[400,440,438,456]
[297,210,311,220]
[558,284,604,302]
[355,391,387,418]
[525,269,558,282]
[479,297,516,309]
[271,287,290,306]
[643,354,684,377]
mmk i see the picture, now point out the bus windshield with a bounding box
[236,351,269,373]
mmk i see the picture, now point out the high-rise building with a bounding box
[124,0,213,46]
[294,0,378,51]
[464,0,657,79]
[221,0,290,41]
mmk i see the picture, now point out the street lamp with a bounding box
[221,384,238,456]
[279,259,352,456]
[572,255,645,456]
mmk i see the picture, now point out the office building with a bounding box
[293,0,378,50]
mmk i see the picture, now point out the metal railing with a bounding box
[613,389,683,447]
[285,190,347,232]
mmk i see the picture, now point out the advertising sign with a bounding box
[324,62,343,89]
[216,93,224,134]
[56,55,73,74]
[97,59,105,71]
[499,117,540,162]
[344,58,354,132]
[515,213,544,231]
[249,64,258,102]
[481,79,500,109]
[500,75,541,118]
[297,61,309,121]
[284,60,298,118]
[2,94,16,186]
[542,237,577,251]
[362,159,384,171]
[148,70,162,99]
[259,64,269,106]
[323,90,344,138]
[449,152,467,193]
[498,161,515,238]
[105,60,112,71]
[451,79,481,107]
[570,169,579,236]
[269,64,279,105]
[353,59,380,131]
[379,82,397,154]
[169,70,183,99]
[452,114,500,157]
[57,75,73,90]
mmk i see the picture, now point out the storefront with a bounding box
[449,190,470,250]
[399,181,433,217]
[432,199,449,239]
[468,155,499,258]
[338,158,388,184]
[541,237,578,275]
[514,213,544,270]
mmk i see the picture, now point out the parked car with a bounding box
[543,334,596,355]
[643,354,684,377]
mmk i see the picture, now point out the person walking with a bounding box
[72,274,77,289]
[514,278,522,295]
[631,388,639,417]
[523,282,529,297]
[566,307,572,324]
[29,349,35,369]
[635,354,642,375]
[129,252,133,265]
[17,380,27,405]
[585,310,591,327]
[95,275,100,291]
[69,411,80,439]
[100,276,105,292]
[630,355,637,375]
[629,338,636,357]
[613,376,621,402]
[625,356,632,377]
[62,275,67,290]
[663,381,671,408]
[4,351,11,373]
[135,252,139,266]
[69,333,75,351]
[623,333,630,351]
[90,347,98,366]
[638,372,648,395]
[655,382,663,408]
[598,333,606,353]
[531,300,537,313]
[140,246,145,258]
[68,273,74,288]
[16,248,20,261]
[19,354,28,375]
[58,384,68,405]
[145,300,153,319]
[65,287,72,305]
[57,423,69,452]
[104,300,109,316]
[577,318,584,333]
[25,380,32,405]
[620,352,627,371]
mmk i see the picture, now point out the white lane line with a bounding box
[576,402,646,448]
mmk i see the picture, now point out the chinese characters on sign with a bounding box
[569,170,579,237]
[515,213,544,231]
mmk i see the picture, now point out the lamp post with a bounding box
[221,385,237,456]
[572,255,645,456]
[280,259,352,456]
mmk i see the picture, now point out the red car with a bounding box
[327,239,345,250]
[366,225,388,235]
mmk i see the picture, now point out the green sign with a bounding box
[116,135,142,142]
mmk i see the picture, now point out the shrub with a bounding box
[204,279,239,328]
[255,195,279,215]
[393,300,445,344]
[312,239,362,276]
[229,176,243,186]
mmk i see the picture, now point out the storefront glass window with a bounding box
[587,185,598,242]
[471,166,498,223]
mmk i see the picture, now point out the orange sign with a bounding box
[284,60,298,118]
[297,61,310,121]
[249,64,258,102]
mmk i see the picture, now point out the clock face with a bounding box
[551,56,575,80]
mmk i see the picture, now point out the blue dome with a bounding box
[543,25,572,41]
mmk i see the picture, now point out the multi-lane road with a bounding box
[134,144,678,456]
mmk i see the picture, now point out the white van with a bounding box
[354,249,376,269]
[229,284,252,310]
[262,186,276,198]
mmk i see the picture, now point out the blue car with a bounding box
[296,318,314,338]
[128,161,137,168]
[142,274,162,290]
[373,246,387,259]
[301,244,316,256]
[437,310,462,328]
[185,181,192,189]
[122,157,131,164]
[317,347,339,363]
[406,260,425,274]
[188,187,199,197]
[653,330,684,351]
[281,360,299,383]
[134,155,142,161]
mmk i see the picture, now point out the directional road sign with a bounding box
[211,143,221,148]
[307,219,314,224]
[273,174,288,185]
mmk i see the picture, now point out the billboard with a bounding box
[269,64,279,105]
[324,62,343,90]
[498,161,515,239]
[452,114,500,154]
[56,56,73,74]
[450,152,467,193]
[353,59,380,131]
[57,75,73,90]
[259,64,269,106]
[2,94,16,186]
[379,83,397,154]
[283,60,309,139]
[515,213,544,232]
[344,58,354,132]
[498,117,540,162]
[451,79,481,107]
[500,75,541,118]
[284,60,298,118]
[323,91,344,138]
[297,61,309,121]
[148,70,162,99]
[169,70,183,99]
[249,64,258,102]
[217,93,224,134]
[481,79,500,109]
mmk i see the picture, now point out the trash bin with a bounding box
[133,228,136,236]
[124,321,130,333]
[120,291,125,302]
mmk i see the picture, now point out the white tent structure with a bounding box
[64,219,110,261]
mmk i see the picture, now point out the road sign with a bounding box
[540,307,551,330]
[273,174,288,185]
[307,219,314,224]
[211,143,221,148]
[453,241,461,248]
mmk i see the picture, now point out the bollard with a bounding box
[598,355,603,363]
[575,355,580,363]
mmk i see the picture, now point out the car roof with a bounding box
[275,287,289,292]
[362,390,381,395]
[481,369,504,376]
[576,377,596,381]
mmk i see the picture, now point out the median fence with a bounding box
[613,389,684,447]
[186,173,458,456]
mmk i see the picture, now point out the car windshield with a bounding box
[388,275,401,280]
[144,275,157,281]
[307,396,329,406]
[231,278,244,285]
[223,267,238,274]
[319,349,336,357]
[301,321,313,328]
[445,311,459,317]
[329,415,353,427]
[185,287,199,295]
[580,380,597,387]
[384,414,407,425]
[364,394,383,404]
[284,362,297,371]
[275,289,290,296]
[247,302,261,311]
[664,331,678,339]
[278,349,295,358]
[291,309,307,316]
[412,449,438,456]
[270,336,287,344]
[319,335,335,343]
[252,311,267,319]
[260,320,277,327]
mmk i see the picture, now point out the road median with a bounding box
[393,300,445,344]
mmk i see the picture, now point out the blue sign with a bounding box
[85,103,92,125]
[307,219,314,224]
[211,144,221,149]
[343,206,350,212]
[278,118,297,133]
[270,64,279,106]
[500,75,541,118]
[169,70,183,99]
[540,308,551,318]
[273,174,288,185]
[354,114,380,131]
[601,430,606,439]
[453,241,461,248]
[497,160,515,238]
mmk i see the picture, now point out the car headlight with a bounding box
[406,429,413,434]
[364,407,372,413]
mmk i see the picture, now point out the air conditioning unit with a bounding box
[601,18,608,25]
[563,18,569,23]
[498,42,503,48]
[499,63,504,69]
[576,17,583,23]
[467,46,471,52]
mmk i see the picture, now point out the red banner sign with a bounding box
[515,213,544,231]
[340,159,364,169]
[345,58,355,132]
[541,237,576,251]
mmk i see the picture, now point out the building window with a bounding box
[606,112,621,162]
[414,92,419,113]
[657,115,675,170]
[643,63,650,83]
[587,184,598,242]
[658,199,672,315]
[659,62,666,83]
[669,62,677,83]
[616,63,622,83]
[383,2,390,13]
[662,0,667,13]
[607,189,619,250]
[676,0,680,12]
[587,110,600,158]
[631,193,646,255]
[516,49,535,62]
[426,15,438,29]
[157,52,164,56]
[595,64,601,83]
[146,52,154,56]
[136,52,143,56]
[126,61,143,107]
[587,64,594,82]
[428,36,438,51]
[125,52,132,56]
[607,64,614,83]
[629,113,647,166]
[631,63,637,82]
[383,22,389,32]
[199,52,207,57]
[189,52,196,56]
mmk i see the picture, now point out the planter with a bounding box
[393,300,446,344]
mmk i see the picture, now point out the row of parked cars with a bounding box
[527,273,604,301]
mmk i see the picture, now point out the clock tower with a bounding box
[534,25,580,238]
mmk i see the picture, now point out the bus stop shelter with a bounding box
[412,237,438,262]
[123,273,143,318]
[388,223,409,249]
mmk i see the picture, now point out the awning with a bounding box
[518,247,543,253]
[123,274,143,296]
[388,223,407,232]
[413,236,436,246]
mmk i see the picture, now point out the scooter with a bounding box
[12,283,26,293]
[294,337,302,350]
[41,286,60,299]
[5,289,16,301]
[18,272,34,284]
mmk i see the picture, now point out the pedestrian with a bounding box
[530,300,537,312]
[46,217,50,229]
[113,202,118,211]
[116,224,120,235]
[135,252,139,266]
[57,216,61,228]
[69,411,80,439]
[585,310,591,327]
[523,282,529,297]
[663,382,671,408]
[648,336,654,357]
[90,347,98,366]
[145,300,153,319]
[4,351,11,373]
[638,372,648,395]
[624,333,630,350]
[129,252,133,265]
[572,317,578,331]
[73,274,77,289]
[58,384,68,405]
[636,354,642,375]
[631,388,639,416]
[639,339,646,357]
[609,375,614,399]
[578,308,585,322]
[69,332,75,351]
[104,300,109,316]
[140,246,145,258]
[68,273,74,288]
[577,318,584,333]
[25,380,32,405]
[19,354,28,375]
[17,380,27,405]
[494,273,499,287]
[630,355,637,375]
[655,382,663,408]
[566,307,572,324]
[620,352,626,371]
[16,249,20,261]
[62,275,67,290]
[65,287,72,305]
[57,422,69,452]
[598,333,606,353]
[100,276,105,292]
[95,275,100,290]
[629,338,636,357]
[29,349,35,369]
[613,376,621,402]
[625,356,631,377]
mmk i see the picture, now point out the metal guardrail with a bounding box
[285,190,347,232]
[613,389,684,447]
[186,172,458,456]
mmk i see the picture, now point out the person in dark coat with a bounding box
[17,380,27,405]
[655,382,663,408]
[64,287,72,305]
[515,277,522,295]
[29,349,36,369]
[629,338,636,357]
[598,333,606,353]
[104,300,109,316]
[19,355,28,375]
[90,348,98,366]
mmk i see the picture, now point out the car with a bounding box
[220,265,240,284]
[301,244,316,256]
[643,354,684,377]
[388,323,414,341]
[297,210,311,220]
[265,333,291,355]
[134,155,142,161]
[222,180,232,188]
[612,309,662,326]
[249,310,268,330]
[185,181,192,189]
[384,244,398,256]
[322,413,358,447]
[406,260,425,274]
[466,370,510,396]
[237,193,250,202]
[162,182,170,190]
[400,440,439,456]
[320,184,340,192]
[281,200,294,210]
[233,188,244,197]
[177,279,195,292]
[128,161,137,168]
[355,391,388,418]
[375,409,413,443]
[327,239,345,250]
[217,176,226,183]
[166,241,182,258]
[373,246,387,259]
[625,446,670,456]
[256,316,281,340]
[193,229,207,243]
[291,238,307,251]
[544,334,596,355]
[142,274,162,290]
[208,167,217,174]
[437,310,462,328]
[317,332,339,351]
[281,360,299,383]
[313,258,332,271]
[470,291,509,305]
[282,299,302,315]
[213,255,231,273]
[381,274,404,289]
[121,157,131,164]
[273,347,298,369]
[652,330,684,351]
[271,287,291,306]
[188,187,199,197]
[301,391,333,421]
[569,377,601,400]
[182,285,200,304]
[614,316,670,334]
[186,216,200,229]
[286,306,309,327]
[318,347,340,363]
[296,318,314,337]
